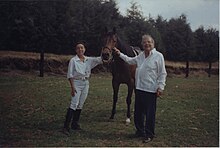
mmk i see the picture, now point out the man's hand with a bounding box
[113,47,120,55]
[156,88,163,98]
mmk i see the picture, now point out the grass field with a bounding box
[0,72,219,147]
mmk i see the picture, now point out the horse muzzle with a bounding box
[101,53,113,64]
[102,53,110,60]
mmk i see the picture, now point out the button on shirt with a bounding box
[119,48,167,93]
[67,55,102,79]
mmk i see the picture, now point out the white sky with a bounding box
[115,0,219,31]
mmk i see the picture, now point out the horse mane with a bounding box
[116,36,136,57]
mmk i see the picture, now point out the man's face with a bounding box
[76,44,85,56]
[142,37,154,52]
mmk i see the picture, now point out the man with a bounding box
[114,34,167,143]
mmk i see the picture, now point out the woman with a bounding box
[63,42,102,135]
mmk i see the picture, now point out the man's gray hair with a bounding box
[141,34,154,44]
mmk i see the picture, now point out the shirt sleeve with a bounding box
[157,54,167,91]
[119,53,137,65]
[67,58,74,79]
[89,57,102,69]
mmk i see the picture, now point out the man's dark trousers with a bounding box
[134,89,157,138]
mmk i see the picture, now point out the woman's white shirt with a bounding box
[67,55,102,79]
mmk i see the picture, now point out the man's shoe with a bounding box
[135,131,146,138]
[142,137,152,143]
[62,128,70,136]
[71,124,82,130]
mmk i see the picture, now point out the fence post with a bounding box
[40,48,44,77]
[185,60,189,78]
[208,62,212,77]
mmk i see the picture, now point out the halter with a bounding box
[101,46,113,64]
[101,33,117,64]
[103,46,112,51]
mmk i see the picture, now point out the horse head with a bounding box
[101,27,118,63]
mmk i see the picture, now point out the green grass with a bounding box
[0,73,219,147]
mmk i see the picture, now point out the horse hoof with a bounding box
[126,118,131,124]
[109,116,114,120]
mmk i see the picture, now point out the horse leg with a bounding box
[126,80,134,124]
[110,80,119,119]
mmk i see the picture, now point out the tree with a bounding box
[0,1,32,51]
[194,27,206,61]
[126,1,144,21]
[205,29,219,77]
[122,1,162,51]
[165,14,193,61]
[66,0,120,56]
[154,15,168,56]
[124,1,145,46]
[164,14,193,77]
[194,27,219,77]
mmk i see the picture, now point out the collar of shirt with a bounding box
[149,48,156,56]
[142,48,156,58]
[75,55,88,62]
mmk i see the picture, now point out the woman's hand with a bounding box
[71,87,77,97]
[68,78,77,97]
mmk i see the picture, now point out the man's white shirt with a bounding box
[119,48,167,93]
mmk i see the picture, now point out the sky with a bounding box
[115,0,219,31]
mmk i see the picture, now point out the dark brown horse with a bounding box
[101,28,141,124]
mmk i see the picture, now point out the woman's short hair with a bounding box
[75,41,87,48]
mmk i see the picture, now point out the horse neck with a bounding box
[116,38,135,57]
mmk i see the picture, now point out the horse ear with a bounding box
[113,27,116,34]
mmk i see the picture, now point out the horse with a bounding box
[101,28,141,124]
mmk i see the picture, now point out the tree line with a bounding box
[0,0,219,65]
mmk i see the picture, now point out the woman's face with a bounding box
[76,44,86,57]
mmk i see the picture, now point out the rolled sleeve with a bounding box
[67,58,74,79]
[89,57,102,69]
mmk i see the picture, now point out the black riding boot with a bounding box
[63,108,74,135]
[71,109,82,130]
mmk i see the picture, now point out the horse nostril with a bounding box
[102,53,109,60]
